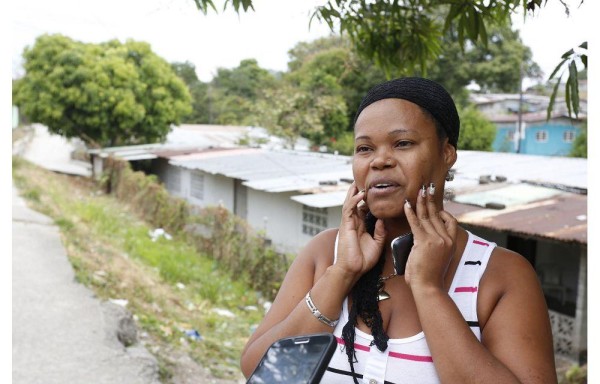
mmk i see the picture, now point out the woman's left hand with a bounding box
[403,183,458,289]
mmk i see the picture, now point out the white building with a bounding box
[155,148,352,254]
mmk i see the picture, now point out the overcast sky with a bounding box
[11,0,591,83]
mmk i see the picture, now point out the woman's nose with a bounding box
[370,150,395,169]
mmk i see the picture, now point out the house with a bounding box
[156,148,352,253]
[89,139,587,363]
[471,93,587,156]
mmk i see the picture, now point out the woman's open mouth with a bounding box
[368,182,401,196]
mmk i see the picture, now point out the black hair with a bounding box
[341,212,388,384]
[354,77,460,148]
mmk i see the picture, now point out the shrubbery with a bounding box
[103,157,290,300]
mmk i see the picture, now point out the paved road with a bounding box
[12,183,160,383]
[19,123,92,177]
[13,124,159,383]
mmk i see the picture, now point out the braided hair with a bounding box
[341,211,389,384]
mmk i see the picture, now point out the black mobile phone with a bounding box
[246,333,337,384]
[391,232,414,276]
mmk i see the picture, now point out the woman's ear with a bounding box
[443,140,457,169]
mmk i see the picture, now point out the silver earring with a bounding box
[445,169,455,182]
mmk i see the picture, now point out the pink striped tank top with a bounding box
[320,231,495,384]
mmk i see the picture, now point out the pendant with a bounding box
[377,290,391,301]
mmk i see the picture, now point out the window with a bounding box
[506,130,515,141]
[166,167,181,192]
[190,171,204,200]
[302,205,328,236]
[535,130,548,143]
[563,130,575,143]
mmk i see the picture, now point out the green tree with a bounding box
[425,24,540,103]
[191,0,586,119]
[465,26,541,93]
[285,32,536,137]
[171,61,210,123]
[13,34,191,147]
[209,58,278,125]
[457,106,496,151]
[212,58,276,100]
[254,84,347,149]
[285,44,351,143]
[570,123,587,158]
[285,36,386,136]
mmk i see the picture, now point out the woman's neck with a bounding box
[382,218,412,240]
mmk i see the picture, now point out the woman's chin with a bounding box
[367,204,405,220]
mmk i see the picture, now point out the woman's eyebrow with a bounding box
[388,129,410,136]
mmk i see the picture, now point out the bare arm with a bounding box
[404,186,556,383]
[239,228,352,377]
[240,184,387,377]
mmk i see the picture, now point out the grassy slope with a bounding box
[12,156,264,381]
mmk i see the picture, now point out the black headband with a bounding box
[354,77,460,148]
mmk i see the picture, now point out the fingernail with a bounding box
[359,189,365,194]
[405,199,411,208]
[420,185,426,198]
[428,183,435,196]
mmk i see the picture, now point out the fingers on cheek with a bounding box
[404,199,419,228]
[417,185,429,219]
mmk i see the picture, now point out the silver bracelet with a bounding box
[305,291,339,327]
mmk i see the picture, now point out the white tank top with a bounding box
[320,231,495,384]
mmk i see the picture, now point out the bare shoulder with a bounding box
[478,246,541,325]
[478,246,557,383]
[295,228,339,281]
[269,227,339,304]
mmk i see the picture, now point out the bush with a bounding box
[102,157,290,300]
[564,364,587,384]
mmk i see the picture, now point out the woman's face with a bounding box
[352,98,456,219]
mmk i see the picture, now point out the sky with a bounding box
[10,0,591,83]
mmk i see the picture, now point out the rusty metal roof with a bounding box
[446,192,587,244]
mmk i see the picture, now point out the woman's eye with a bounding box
[355,146,372,153]
[396,140,412,148]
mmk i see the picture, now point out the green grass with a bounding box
[12,156,264,380]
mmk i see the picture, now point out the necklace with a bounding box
[377,272,398,301]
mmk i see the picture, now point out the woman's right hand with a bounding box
[334,183,387,281]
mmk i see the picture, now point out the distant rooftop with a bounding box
[451,151,587,192]
[170,149,353,193]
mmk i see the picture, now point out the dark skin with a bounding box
[241,99,556,383]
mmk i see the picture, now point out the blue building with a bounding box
[471,94,587,156]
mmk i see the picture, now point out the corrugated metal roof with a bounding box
[450,151,587,192]
[291,191,348,208]
[485,112,585,123]
[243,171,354,193]
[170,149,353,191]
[449,192,587,244]
[453,184,563,208]
[166,124,246,148]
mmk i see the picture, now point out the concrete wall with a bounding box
[246,189,304,254]
[200,173,235,211]
[154,161,235,211]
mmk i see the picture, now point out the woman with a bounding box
[241,77,556,383]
